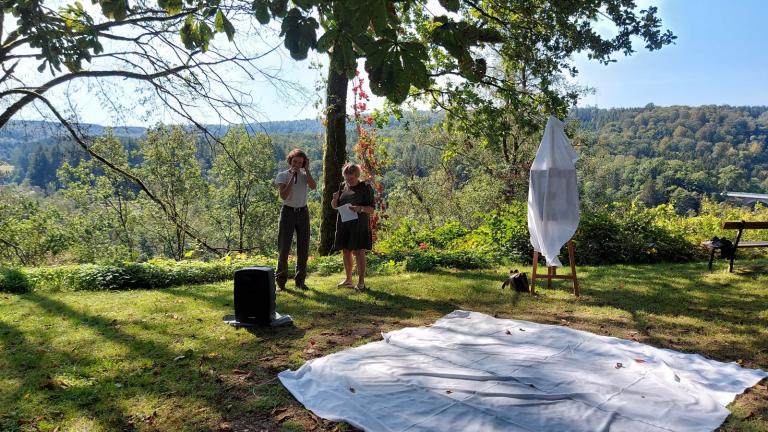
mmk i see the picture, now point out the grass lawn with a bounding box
[2,260,768,431]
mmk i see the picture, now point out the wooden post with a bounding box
[530,240,579,296]
[568,241,579,296]
[531,251,539,294]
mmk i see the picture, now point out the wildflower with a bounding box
[419,242,429,250]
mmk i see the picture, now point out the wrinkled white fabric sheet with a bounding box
[528,116,580,267]
[278,310,767,432]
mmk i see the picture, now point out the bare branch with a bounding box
[5,88,224,256]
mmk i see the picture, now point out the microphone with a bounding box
[292,170,298,184]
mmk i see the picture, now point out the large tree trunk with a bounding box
[319,61,348,255]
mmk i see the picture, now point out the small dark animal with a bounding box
[502,269,529,293]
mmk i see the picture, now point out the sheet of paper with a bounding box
[337,203,358,222]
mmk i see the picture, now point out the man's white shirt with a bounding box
[276,169,309,207]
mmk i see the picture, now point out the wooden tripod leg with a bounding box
[546,266,553,289]
[531,251,538,294]
[568,241,579,296]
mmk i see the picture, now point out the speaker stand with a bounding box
[222,311,294,328]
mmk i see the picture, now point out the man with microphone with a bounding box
[275,148,316,290]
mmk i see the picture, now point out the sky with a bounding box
[8,0,768,126]
[572,0,768,108]
[255,0,768,121]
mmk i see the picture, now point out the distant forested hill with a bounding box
[571,105,768,212]
[2,106,767,215]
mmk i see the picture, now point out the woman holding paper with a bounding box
[331,163,375,291]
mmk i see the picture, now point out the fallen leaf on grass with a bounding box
[218,422,232,431]
[41,378,70,390]
[505,329,512,335]
[232,369,250,375]
[144,411,157,424]
[275,411,292,423]
[634,358,647,363]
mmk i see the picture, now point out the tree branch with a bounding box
[4,89,224,257]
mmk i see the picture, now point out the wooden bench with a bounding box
[701,221,768,272]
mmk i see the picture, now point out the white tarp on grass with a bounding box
[278,310,767,432]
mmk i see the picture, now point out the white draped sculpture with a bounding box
[527,116,580,267]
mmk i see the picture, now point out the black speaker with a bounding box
[233,266,276,325]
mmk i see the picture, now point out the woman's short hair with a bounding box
[342,162,361,176]
[286,148,307,164]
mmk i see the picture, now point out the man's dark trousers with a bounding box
[276,205,310,288]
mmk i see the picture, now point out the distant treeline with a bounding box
[2,105,767,214]
[572,105,768,213]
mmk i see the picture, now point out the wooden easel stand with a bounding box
[531,240,579,296]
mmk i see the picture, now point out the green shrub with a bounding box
[572,205,698,265]
[21,256,274,292]
[310,255,344,276]
[572,210,627,264]
[472,202,533,263]
[368,256,406,275]
[0,267,31,293]
[404,252,437,272]
[397,249,493,272]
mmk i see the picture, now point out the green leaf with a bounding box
[344,53,357,79]
[222,16,236,41]
[180,15,195,49]
[292,0,314,10]
[438,0,460,12]
[215,10,236,41]
[370,0,388,32]
[215,10,225,32]
[269,0,288,17]
[98,0,128,20]
[402,53,429,89]
[315,29,337,53]
[280,9,317,60]
[252,0,270,24]
[198,22,213,52]
[157,0,183,15]
[352,32,374,48]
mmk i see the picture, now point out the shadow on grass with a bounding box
[573,264,768,365]
[0,292,281,430]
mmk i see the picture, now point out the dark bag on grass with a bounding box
[711,236,735,259]
[502,269,529,293]
[512,271,530,292]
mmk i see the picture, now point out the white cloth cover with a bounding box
[528,116,580,267]
[279,310,767,432]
